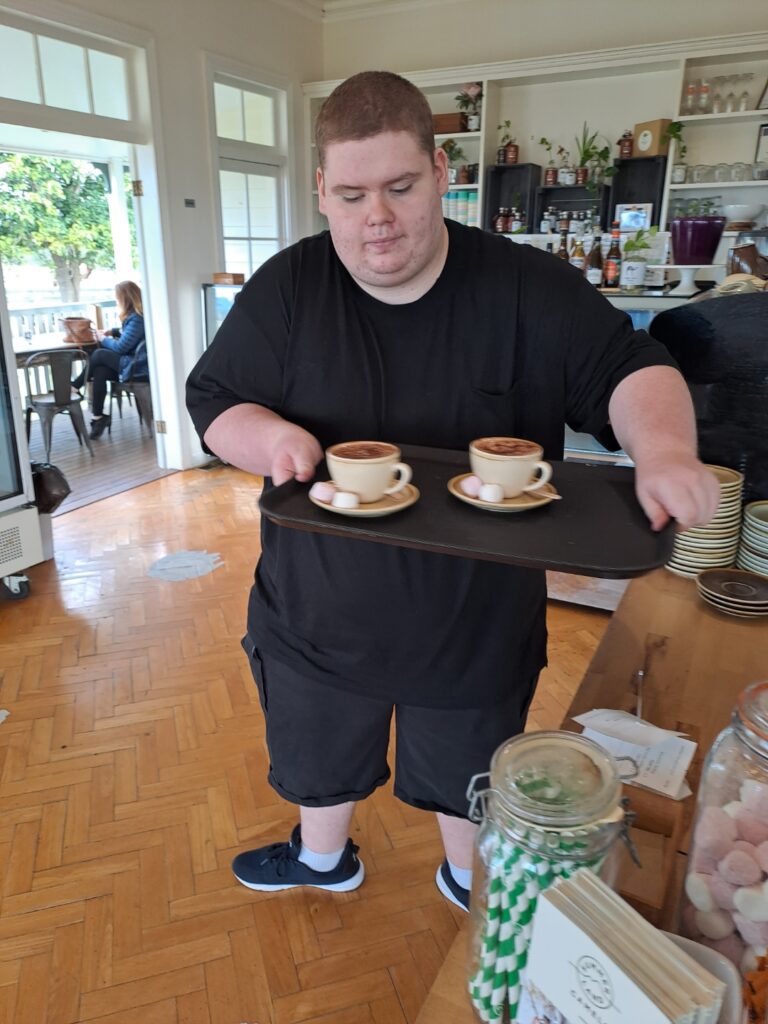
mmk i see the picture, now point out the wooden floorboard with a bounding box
[1,465,609,1022]
[25,398,174,516]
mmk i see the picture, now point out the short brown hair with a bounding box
[315,71,435,166]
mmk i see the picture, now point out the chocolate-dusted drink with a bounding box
[469,436,552,498]
[330,441,397,460]
[474,438,541,457]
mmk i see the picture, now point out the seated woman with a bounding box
[73,280,148,439]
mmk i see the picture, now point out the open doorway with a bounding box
[0,128,172,514]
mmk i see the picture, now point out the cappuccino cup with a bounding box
[326,441,412,503]
[469,436,552,498]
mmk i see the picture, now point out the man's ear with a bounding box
[434,147,449,195]
[316,166,326,215]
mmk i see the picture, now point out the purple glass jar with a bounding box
[671,216,726,265]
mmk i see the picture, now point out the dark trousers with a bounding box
[73,349,122,416]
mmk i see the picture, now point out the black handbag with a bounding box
[31,462,71,514]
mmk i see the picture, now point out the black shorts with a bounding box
[243,638,538,819]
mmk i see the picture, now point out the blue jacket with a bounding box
[101,313,149,383]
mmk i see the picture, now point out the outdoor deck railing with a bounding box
[10,300,119,339]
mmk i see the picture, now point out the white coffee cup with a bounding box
[326,441,412,504]
[469,436,552,498]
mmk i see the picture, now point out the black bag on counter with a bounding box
[31,462,71,514]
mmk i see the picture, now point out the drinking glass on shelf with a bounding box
[724,74,737,112]
[753,161,768,181]
[692,164,715,183]
[738,73,754,111]
[714,163,731,182]
[731,162,751,181]
[712,76,725,114]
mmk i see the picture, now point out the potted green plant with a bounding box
[497,121,518,164]
[538,137,558,185]
[586,143,618,193]
[620,226,658,291]
[441,138,467,184]
[574,122,600,185]
[663,121,688,183]
[456,82,483,131]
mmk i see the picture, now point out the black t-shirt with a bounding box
[187,221,675,708]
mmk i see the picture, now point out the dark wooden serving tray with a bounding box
[258,445,675,579]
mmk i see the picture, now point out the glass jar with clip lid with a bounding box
[466,730,636,1023]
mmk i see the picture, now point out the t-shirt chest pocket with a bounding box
[461,379,520,439]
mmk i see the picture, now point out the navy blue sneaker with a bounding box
[231,824,365,893]
[435,860,470,912]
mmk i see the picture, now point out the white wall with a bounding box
[321,0,768,79]
[3,0,323,469]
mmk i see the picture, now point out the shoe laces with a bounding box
[258,841,298,878]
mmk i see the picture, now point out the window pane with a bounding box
[247,174,278,236]
[214,82,243,141]
[0,26,40,103]
[243,90,275,146]
[250,240,278,271]
[219,171,249,236]
[224,239,251,277]
[39,36,90,113]
[89,49,129,120]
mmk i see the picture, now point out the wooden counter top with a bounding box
[416,567,767,1024]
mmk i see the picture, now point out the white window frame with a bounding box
[219,157,286,277]
[204,54,297,273]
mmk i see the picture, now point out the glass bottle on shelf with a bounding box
[682,79,698,114]
[712,76,725,114]
[492,208,507,234]
[557,210,570,234]
[697,78,712,114]
[569,237,586,271]
[556,230,569,259]
[724,74,738,113]
[603,222,622,288]
[586,234,604,286]
[738,73,754,111]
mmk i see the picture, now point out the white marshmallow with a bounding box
[331,491,360,509]
[685,872,716,913]
[742,944,768,974]
[733,881,768,922]
[723,801,743,818]
[460,475,483,497]
[742,780,768,805]
[310,481,337,503]
[478,483,504,503]
[694,909,735,941]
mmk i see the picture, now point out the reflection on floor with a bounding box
[25,400,174,515]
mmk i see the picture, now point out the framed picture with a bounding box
[758,78,768,110]
[756,123,768,163]
[614,203,653,231]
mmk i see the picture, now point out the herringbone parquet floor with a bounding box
[0,466,609,1023]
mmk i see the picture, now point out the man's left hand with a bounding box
[634,452,720,532]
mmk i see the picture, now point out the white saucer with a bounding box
[309,482,420,518]
[448,474,559,512]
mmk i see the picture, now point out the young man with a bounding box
[187,71,718,911]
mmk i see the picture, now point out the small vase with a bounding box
[497,147,507,165]
[457,166,470,185]
[558,166,576,186]
[620,257,647,291]
[670,216,726,265]
[575,167,589,186]
[447,167,458,184]
[504,143,519,165]
[467,113,480,131]
[544,166,558,186]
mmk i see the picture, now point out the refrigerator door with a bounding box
[0,259,36,514]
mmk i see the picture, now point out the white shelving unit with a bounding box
[303,33,768,246]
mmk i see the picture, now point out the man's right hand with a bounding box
[269,424,323,485]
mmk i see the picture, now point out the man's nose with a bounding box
[367,192,394,223]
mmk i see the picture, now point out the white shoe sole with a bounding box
[435,865,469,912]
[234,858,365,893]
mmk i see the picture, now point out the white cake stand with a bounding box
[645,264,726,297]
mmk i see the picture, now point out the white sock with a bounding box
[448,860,473,891]
[298,842,345,872]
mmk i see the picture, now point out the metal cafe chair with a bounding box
[108,341,153,436]
[23,349,94,461]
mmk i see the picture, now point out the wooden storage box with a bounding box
[433,112,467,134]
[212,272,245,285]
[633,118,672,157]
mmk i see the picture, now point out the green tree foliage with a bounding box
[0,153,114,302]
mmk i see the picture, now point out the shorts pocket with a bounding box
[241,634,268,713]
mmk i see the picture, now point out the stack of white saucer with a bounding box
[666,465,743,579]
[737,501,768,578]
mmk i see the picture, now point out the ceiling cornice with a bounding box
[263,0,462,23]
